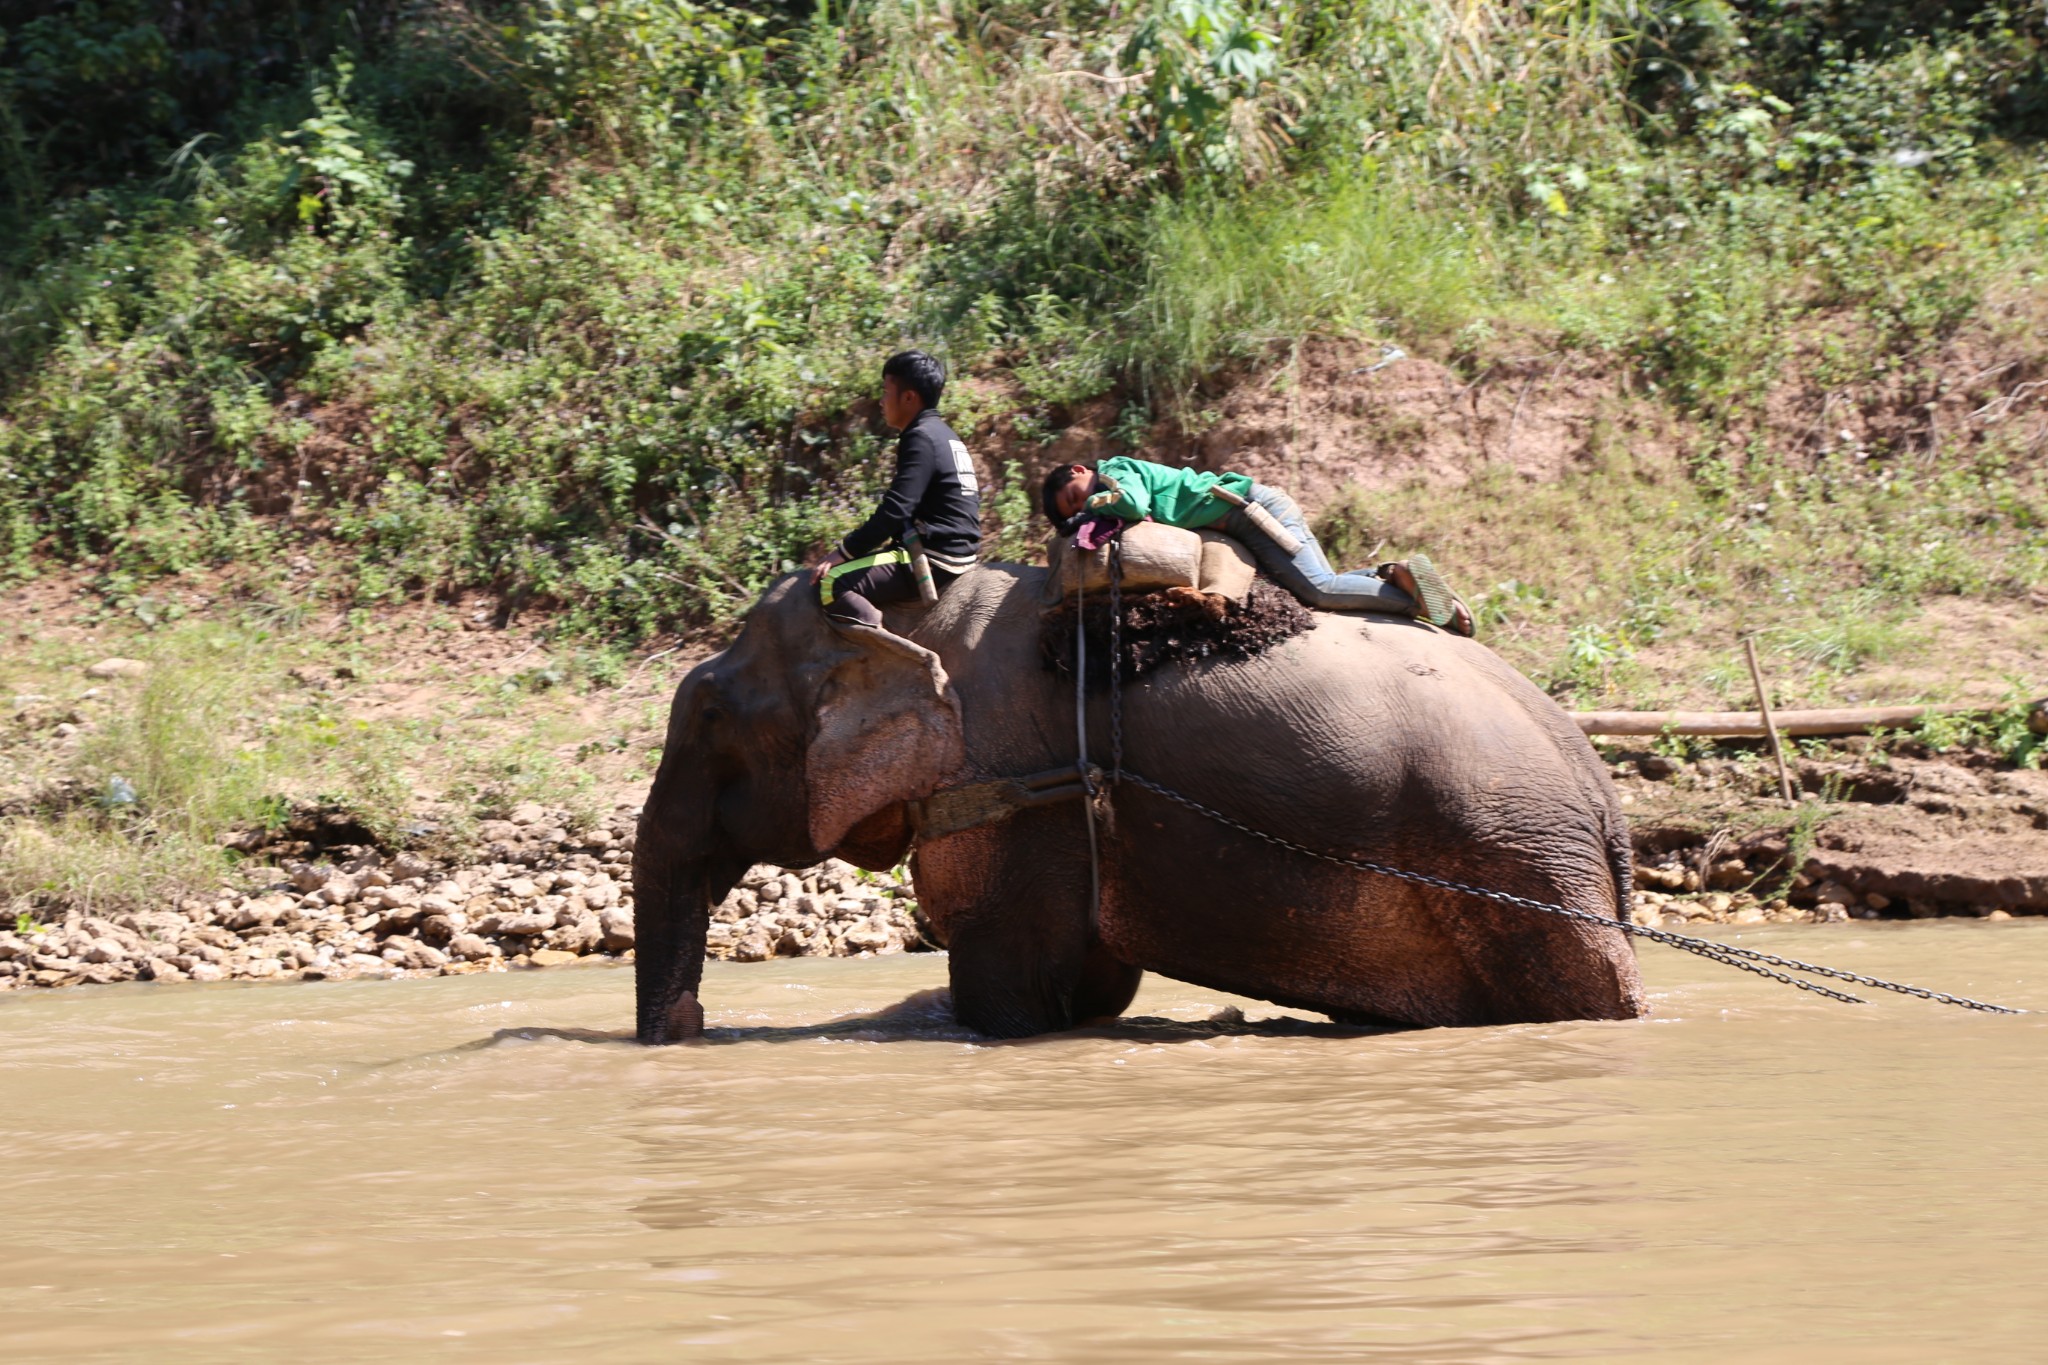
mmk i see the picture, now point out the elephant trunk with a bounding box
[634,823,713,1044]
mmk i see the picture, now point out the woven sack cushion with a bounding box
[1041,521,1203,603]
[1194,530,1256,606]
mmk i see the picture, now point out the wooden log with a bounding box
[1571,702,2024,738]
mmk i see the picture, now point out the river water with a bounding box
[2,922,2043,1363]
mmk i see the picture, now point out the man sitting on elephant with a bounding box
[1041,456,1474,635]
[810,350,982,628]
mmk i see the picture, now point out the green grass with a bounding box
[74,628,290,840]
[1126,177,1501,393]
[0,816,232,922]
[1314,433,2047,710]
[1775,595,1925,675]
[0,615,649,917]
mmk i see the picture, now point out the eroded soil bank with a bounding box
[1614,741,2048,924]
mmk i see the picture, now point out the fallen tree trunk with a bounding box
[1571,702,2025,738]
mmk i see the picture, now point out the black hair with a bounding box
[1040,462,1094,527]
[881,350,946,410]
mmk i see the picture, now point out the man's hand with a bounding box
[810,549,848,586]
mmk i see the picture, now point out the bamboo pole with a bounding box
[1743,636,1797,803]
[1570,701,2034,737]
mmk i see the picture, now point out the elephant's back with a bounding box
[1116,608,1640,1024]
[927,565,1611,824]
[1117,608,1625,912]
[1277,615,1624,852]
[1134,609,1575,785]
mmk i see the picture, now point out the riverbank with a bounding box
[3,567,2043,991]
[1611,740,2048,919]
[6,733,2046,992]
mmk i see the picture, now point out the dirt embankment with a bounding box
[969,338,1649,507]
[974,303,2048,507]
[1613,742,2048,925]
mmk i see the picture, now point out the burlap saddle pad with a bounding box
[1037,520,1310,681]
[1040,521,1258,608]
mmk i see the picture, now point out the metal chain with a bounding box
[1077,539,2018,1013]
[1111,771,2027,1015]
[1108,538,1124,786]
[1074,573,1100,930]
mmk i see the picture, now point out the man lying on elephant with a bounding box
[810,350,982,627]
[1041,457,1474,635]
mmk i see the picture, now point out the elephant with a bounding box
[632,564,1646,1043]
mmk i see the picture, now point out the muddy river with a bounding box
[2,922,2043,1362]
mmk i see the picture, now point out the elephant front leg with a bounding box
[1071,938,1143,1024]
[947,921,1144,1037]
[919,819,1141,1038]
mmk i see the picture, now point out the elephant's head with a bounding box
[633,576,965,1043]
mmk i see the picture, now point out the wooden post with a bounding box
[1743,635,1797,804]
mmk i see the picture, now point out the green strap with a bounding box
[818,548,912,602]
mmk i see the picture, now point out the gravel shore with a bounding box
[0,802,929,991]
[0,857,1883,993]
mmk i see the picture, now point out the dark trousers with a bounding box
[827,562,961,628]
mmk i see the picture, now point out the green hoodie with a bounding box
[1083,456,1255,529]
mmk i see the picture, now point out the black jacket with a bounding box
[837,407,982,571]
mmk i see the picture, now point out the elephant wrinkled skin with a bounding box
[633,565,1645,1042]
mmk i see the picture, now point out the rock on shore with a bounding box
[0,803,929,991]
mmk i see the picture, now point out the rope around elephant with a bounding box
[1075,543,2028,1017]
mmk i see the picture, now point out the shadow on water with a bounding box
[451,988,1402,1052]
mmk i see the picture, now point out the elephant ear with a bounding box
[805,621,966,855]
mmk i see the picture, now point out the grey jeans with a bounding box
[1217,484,1415,615]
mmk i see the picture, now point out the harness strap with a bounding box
[907,765,1097,841]
[817,549,912,603]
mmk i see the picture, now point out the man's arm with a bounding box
[1084,469,1150,522]
[838,430,937,561]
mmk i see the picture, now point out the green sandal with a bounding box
[1399,554,1475,637]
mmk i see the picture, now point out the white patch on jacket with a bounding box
[946,439,979,496]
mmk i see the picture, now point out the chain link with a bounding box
[1111,775,2026,1015]
[1087,542,2022,1014]
[1108,537,1124,786]
[1074,570,1100,930]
